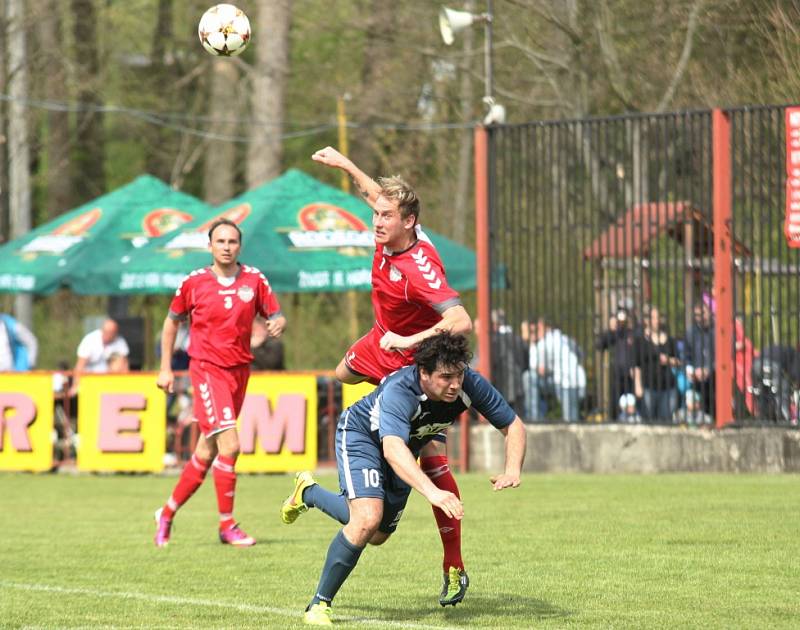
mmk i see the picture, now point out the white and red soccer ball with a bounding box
[198,4,251,57]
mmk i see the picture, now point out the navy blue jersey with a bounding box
[339,365,516,456]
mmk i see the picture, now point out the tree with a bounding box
[71,0,105,201]
[246,0,292,187]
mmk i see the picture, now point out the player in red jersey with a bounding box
[154,218,286,548]
[310,146,473,606]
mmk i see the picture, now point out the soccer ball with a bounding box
[198,4,251,57]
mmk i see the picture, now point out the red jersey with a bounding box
[371,229,461,336]
[169,265,281,368]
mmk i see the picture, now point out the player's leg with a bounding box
[304,431,384,624]
[153,363,221,547]
[334,328,387,385]
[213,427,254,546]
[281,470,351,525]
[204,363,254,546]
[335,356,368,384]
[419,437,469,606]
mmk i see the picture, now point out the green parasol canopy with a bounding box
[74,169,477,294]
[0,175,211,294]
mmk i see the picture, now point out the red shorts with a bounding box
[189,360,250,438]
[344,327,414,385]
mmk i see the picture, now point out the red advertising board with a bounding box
[785,107,800,247]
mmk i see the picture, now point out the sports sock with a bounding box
[304,485,350,524]
[163,454,210,520]
[420,455,464,572]
[213,454,238,531]
[309,529,364,607]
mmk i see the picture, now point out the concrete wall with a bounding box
[451,424,800,473]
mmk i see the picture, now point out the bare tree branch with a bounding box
[594,0,636,110]
[656,0,706,112]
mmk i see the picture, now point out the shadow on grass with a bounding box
[339,593,572,627]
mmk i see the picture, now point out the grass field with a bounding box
[1,472,799,629]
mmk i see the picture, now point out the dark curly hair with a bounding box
[414,332,472,374]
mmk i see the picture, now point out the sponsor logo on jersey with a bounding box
[237,285,255,303]
[410,421,452,440]
[389,264,403,282]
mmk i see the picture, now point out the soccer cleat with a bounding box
[219,523,256,547]
[303,602,332,626]
[154,507,172,548]
[439,567,469,607]
[281,471,317,524]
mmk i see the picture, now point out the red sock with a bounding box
[213,454,238,531]
[163,454,210,519]
[420,455,464,572]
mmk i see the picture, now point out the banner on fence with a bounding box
[0,372,320,473]
[785,107,800,247]
[236,373,318,473]
[0,375,54,472]
[77,374,167,472]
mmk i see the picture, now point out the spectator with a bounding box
[596,303,639,421]
[68,318,129,396]
[685,302,715,416]
[618,393,642,424]
[751,344,800,424]
[522,317,586,422]
[107,353,129,373]
[632,306,680,423]
[473,311,528,416]
[0,312,37,371]
[251,316,285,370]
[672,390,713,427]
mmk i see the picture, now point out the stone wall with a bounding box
[451,424,800,473]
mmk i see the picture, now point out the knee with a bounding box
[217,445,240,459]
[368,531,391,546]
[344,506,382,546]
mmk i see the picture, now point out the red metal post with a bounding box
[712,109,734,428]
[475,125,491,381]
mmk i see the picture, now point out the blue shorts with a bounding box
[335,421,411,535]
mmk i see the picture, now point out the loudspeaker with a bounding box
[439,6,476,45]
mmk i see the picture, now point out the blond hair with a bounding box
[377,175,420,221]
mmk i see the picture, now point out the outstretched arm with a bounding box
[379,304,473,352]
[383,435,464,519]
[490,417,526,490]
[311,146,382,207]
[156,317,180,394]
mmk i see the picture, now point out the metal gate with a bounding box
[480,106,799,427]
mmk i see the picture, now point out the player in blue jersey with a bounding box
[281,332,527,626]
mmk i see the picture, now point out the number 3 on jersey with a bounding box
[223,295,233,309]
[361,468,380,488]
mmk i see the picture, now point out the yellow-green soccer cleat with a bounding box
[439,566,469,606]
[303,601,332,626]
[281,471,317,524]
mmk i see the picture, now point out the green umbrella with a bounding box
[0,175,211,294]
[76,169,477,294]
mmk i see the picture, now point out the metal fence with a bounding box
[483,106,799,427]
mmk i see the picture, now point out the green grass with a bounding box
[1,473,798,628]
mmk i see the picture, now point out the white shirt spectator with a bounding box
[530,328,586,389]
[76,328,130,373]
